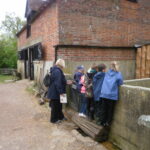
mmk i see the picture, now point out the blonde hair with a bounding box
[56,59,65,68]
[111,61,119,71]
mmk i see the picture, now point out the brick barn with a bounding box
[17,0,150,82]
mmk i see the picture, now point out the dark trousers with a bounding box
[100,98,116,124]
[49,99,64,123]
[79,94,87,115]
[94,100,102,121]
[87,98,95,120]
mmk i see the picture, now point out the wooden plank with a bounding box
[141,46,146,78]
[136,48,142,79]
[145,45,150,77]
[66,108,109,142]
[148,45,150,77]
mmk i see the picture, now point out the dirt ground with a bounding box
[0,80,107,150]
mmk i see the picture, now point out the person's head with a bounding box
[91,63,98,72]
[77,65,85,73]
[97,64,107,72]
[55,59,65,69]
[110,61,119,71]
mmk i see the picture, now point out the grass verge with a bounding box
[0,74,13,83]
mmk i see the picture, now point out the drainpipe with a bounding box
[54,45,58,63]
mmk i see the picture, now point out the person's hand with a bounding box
[60,94,65,97]
[67,80,73,85]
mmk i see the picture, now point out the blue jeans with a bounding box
[79,94,87,115]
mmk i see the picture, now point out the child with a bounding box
[100,61,123,126]
[74,65,85,92]
[78,74,87,117]
[85,64,98,120]
[93,64,107,124]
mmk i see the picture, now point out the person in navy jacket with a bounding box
[47,59,67,124]
[93,64,106,101]
[100,61,123,126]
[93,64,106,124]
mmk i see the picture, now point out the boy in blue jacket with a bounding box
[93,64,107,124]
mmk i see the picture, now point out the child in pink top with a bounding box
[80,75,86,93]
[79,75,87,117]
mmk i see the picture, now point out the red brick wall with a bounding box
[57,47,135,61]
[57,47,136,61]
[57,47,136,79]
[58,0,150,47]
[17,2,59,61]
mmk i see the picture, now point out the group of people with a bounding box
[47,59,123,127]
[74,62,123,126]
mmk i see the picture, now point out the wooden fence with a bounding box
[0,68,17,75]
[136,45,150,79]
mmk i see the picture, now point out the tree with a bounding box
[0,12,25,38]
[0,13,25,68]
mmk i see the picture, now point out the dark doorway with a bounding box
[23,43,42,80]
[24,49,28,78]
[28,48,34,80]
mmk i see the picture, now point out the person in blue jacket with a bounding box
[100,61,123,126]
[93,64,107,124]
[47,59,67,124]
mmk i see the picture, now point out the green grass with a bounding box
[26,86,35,95]
[0,74,13,83]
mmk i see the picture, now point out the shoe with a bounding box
[79,113,83,116]
[60,117,67,121]
[96,121,102,126]
[80,113,86,118]
[101,122,110,127]
[52,120,61,124]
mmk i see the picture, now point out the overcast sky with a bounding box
[0,0,27,23]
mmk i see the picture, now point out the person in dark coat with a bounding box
[47,59,67,124]
[93,64,106,124]
[85,64,98,120]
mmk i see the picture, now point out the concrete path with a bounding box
[0,80,107,150]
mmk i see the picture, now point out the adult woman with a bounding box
[100,61,123,126]
[47,59,67,124]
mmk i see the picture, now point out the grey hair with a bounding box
[56,59,65,68]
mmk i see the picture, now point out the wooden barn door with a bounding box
[136,45,150,79]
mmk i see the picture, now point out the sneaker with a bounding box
[80,113,86,118]
[79,113,83,116]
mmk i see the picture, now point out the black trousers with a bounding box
[94,100,102,121]
[49,99,64,123]
[100,98,116,124]
[87,98,95,120]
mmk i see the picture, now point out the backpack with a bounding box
[43,72,51,87]
[84,73,93,98]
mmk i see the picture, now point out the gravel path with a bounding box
[0,80,107,150]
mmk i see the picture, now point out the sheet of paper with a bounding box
[60,94,67,103]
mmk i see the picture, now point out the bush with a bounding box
[0,37,17,68]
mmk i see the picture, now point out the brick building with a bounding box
[17,0,150,82]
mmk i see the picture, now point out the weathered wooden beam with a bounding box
[146,45,150,77]
[65,109,110,142]
[141,46,146,78]
[136,48,142,79]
